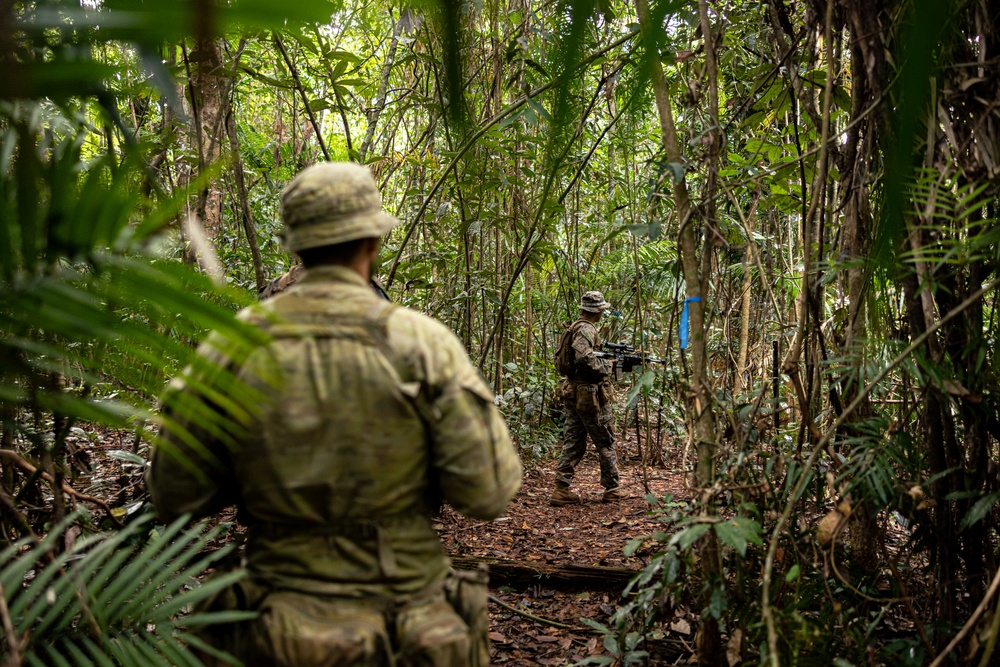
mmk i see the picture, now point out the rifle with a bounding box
[595,343,667,381]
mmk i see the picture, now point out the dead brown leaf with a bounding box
[671,619,692,635]
[726,628,743,666]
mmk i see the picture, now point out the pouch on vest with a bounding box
[444,567,490,666]
[189,571,267,667]
[598,381,615,406]
[251,591,394,667]
[395,597,471,667]
[575,384,600,414]
[554,378,574,404]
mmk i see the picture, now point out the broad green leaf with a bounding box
[713,517,763,557]
[579,617,612,634]
[624,537,645,557]
[959,491,1000,532]
[669,523,711,551]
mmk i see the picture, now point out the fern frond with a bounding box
[3,513,246,666]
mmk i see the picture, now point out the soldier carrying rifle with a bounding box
[549,293,668,507]
[549,291,622,506]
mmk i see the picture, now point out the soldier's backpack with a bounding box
[555,319,588,377]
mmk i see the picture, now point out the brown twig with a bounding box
[0,485,35,540]
[273,34,331,162]
[489,594,594,632]
[0,583,26,667]
[0,450,122,528]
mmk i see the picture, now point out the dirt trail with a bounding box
[438,443,693,666]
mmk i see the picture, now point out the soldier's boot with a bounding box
[601,487,622,503]
[549,484,580,506]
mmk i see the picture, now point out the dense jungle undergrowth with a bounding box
[1,0,999,665]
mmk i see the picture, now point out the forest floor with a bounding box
[437,432,696,666]
[75,424,695,665]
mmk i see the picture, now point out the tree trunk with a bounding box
[840,29,880,571]
[186,37,229,241]
[734,241,753,397]
[359,14,406,162]
[633,0,720,662]
[226,102,265,293]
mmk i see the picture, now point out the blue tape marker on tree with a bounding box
[679,296,702,350]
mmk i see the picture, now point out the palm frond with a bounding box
[2,512,248,666]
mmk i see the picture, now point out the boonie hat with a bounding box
[281,162,398,252]
[580,291,611,313]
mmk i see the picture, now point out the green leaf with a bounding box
[666,162,685,184]
[625,371,656,409]
[713,517,763,557]
[708,584,726,619]
[959,491,1000,532]
[624,537,645,557]
[579,617,612,634]
[670,523,711,551]
[499,109,523,129]
[785,564,801,583]
[522,105,538,127]
[107,450,147,466]
[525,98,553,123]
[8,513,230,665]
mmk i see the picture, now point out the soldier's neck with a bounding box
[302,243,378,281]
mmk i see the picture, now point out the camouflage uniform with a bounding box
[148,163,522,666]
[552,292,620,504]
[258,264,305,299]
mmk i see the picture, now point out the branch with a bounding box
[0,584,26,667]
[488,594,592,632]
[359,14,405,162]
[274,34,331,162]
[928,563,1000,667]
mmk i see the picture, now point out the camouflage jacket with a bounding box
[568,320,612,384]
[148,266,522,598]
[257,264,305,299]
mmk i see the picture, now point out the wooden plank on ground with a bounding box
[451,555,638,590]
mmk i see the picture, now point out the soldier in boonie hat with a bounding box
[281,162,398,252]
[549,288,621,507]
[579,290,611,313]
[149,161,522,666]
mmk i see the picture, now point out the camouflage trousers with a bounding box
[555,393,620,491]
[195,569,490,667]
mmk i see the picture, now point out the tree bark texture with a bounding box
[186,37,229,241]
[633,0,720,662]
